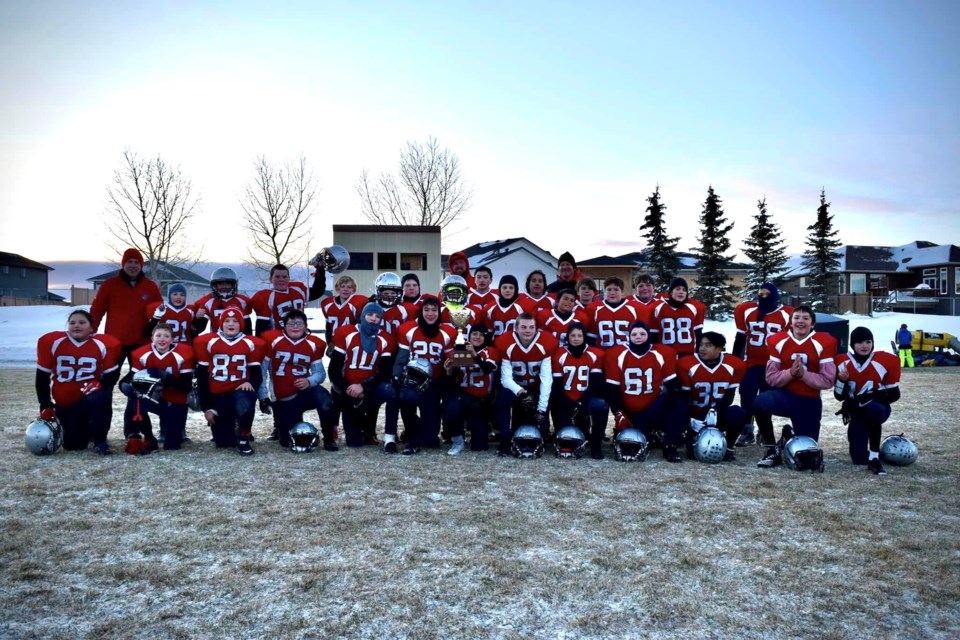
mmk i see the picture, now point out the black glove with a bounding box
[259,398,273,415]
[835,399,856,425]
[147,367,163,380]
[536,410,549,432]
[570,401,583,423]
[520,392,538,416]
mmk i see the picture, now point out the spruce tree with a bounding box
[800,189,843,311]
[691,186,736,319]
[639,185,683,291]
[741,196,788,298]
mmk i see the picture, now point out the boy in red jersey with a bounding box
[328,302,397,448]
[754,306,837,468]
[575,278,601,314]
[36,310,122,454]
[589,277,646,348]
[731,283,793,445]
[494,313,558,454]
[551,323,608,459]
[441,324,500,453]
[259,309,334,451]
[320,275,368,349]
[834,327,901,475]
[466,266,498,313]
[194,308,266,456]
[252,263,325,335]
[539,289,590,348]
[650,278,704,358]
[120,323,195,451]
[605,321,683,462]
[482,275,527,339]
[630,274,660,313]
[193,268,254,335]
[147,283,204,345]
[518,270,554,315]
[677,331,746,461]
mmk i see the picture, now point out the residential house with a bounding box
[442,238,559,288]
[0,251,57,303]
[577,250,752,296]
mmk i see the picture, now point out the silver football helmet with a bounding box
[614,428,649,462]
[375,272,403,308]
[310,245,350,274]
[401,357,433,393]
[554,425,586,459]
[511,425,544,459]
[289,422,320,453]
[440,275,468,306]
[26,418,62,456]
[693,427,727,464]
[782,436,825,472]
[132,369,164,402]
[210,267,239,299]
[879,433,918,466]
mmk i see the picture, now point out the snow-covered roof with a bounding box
[783,241,959,277]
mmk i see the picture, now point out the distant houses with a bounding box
[0,252,62,305]
[87,261,210,301]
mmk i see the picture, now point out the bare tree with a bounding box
[357,136,472,228]
[240,154,318,274]
[104,149,201,284]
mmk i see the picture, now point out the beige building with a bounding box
[332,225,442,296]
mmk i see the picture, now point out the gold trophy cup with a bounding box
[441,275,476,367]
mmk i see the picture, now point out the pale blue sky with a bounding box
[2,1,958,263]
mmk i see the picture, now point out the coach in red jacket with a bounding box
[90,248,162,364]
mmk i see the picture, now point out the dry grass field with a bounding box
[1,367,958,640]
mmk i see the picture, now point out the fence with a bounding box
[782,293,960,317]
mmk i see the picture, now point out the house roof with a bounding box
[578,250,747,270]
[783,241,960,277]
[87,261,208,286]
[0,251,53,271]
[447,237,558,268]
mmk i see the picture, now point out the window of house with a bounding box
[955,268,960,295]
[20,268,27,279]
[870,275,887,290]
[377,253,397,270]
[922,268,937,289]
[838,275,846,295]
[940,267,948,295]
[1,265,9,274]
[799,277,808,288]
[400,253,428,271]
[351,253,374,270]
[849,273,866,294]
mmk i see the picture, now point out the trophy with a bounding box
[309,245,351,274]
[440,275,476,367]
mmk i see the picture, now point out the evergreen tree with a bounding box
[691,186,736,320]
[800,189,843,311]
[639,185,683,291]
[740,196,788,298]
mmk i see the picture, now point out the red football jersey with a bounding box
[517,292,554,316]
[590,300,648,348]
[146,302,197,344]
[605,344,678,413]
[766,330,838,398]
[251,282,309,330]
[495,330,559,390]
[194,332,266,394]
[452,345,501,399]
[262,330,326,400]
[552,346,605,402]
[332,324,395,386]
[651,301,705,357]
[396,321,457,379]
[678,353,746,419]
[538,308,591,347]
[833,351,901,400]
[37,332,122,406]
[482,301,527,339]
[321,294,369,336]
[382,304,411,335]
[130,342,195,404]
[466,288,498,314]
[194,293,254,333]
[734,302,794,366]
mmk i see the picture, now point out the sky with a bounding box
[2,0,958,265]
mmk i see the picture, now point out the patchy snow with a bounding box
[3,306,959,366]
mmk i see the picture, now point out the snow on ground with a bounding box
[1,305,959,366]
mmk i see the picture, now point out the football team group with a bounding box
[30,246,914,475]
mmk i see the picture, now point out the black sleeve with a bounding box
[243,318,253,335]
[325,321,335,348]
[694,327,702,349]
[732,333,746,360]
[172,372,193,393]
[587,370,606,396]
[249,364,263,392]
[192,316,208,338]
[663,376,682,394]
[254,318,272,337]
[308,266,327,301]
[606,381,624,413]
[393,347,410,379]
[328,351,346,391]
[716,387,737,410]
[101,368,121,391]
[370,354,395,388]
[36,369,53,409]
[146,317,159,336]
[196,363,213,411]
[876,387,901,405]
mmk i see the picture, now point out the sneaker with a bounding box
[735,432,755,447]
[448,436,465,456]
[323,440,339,452]
[383,441,398,455]
[757,446,782,468]
[268,428,279,441]
[401,445,421,456]
[94,442,112,456]
[237,440,254,456]
[663,446,683,463]
[723,448,737,462]
[867,458,888,476]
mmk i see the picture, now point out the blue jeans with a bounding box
[341,381,396,447]
[753,389,823,442]
[399,380,444,448]
[442,390,492,451]
[846,401,891,464]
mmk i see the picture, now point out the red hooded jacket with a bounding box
[89,248,163,348]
